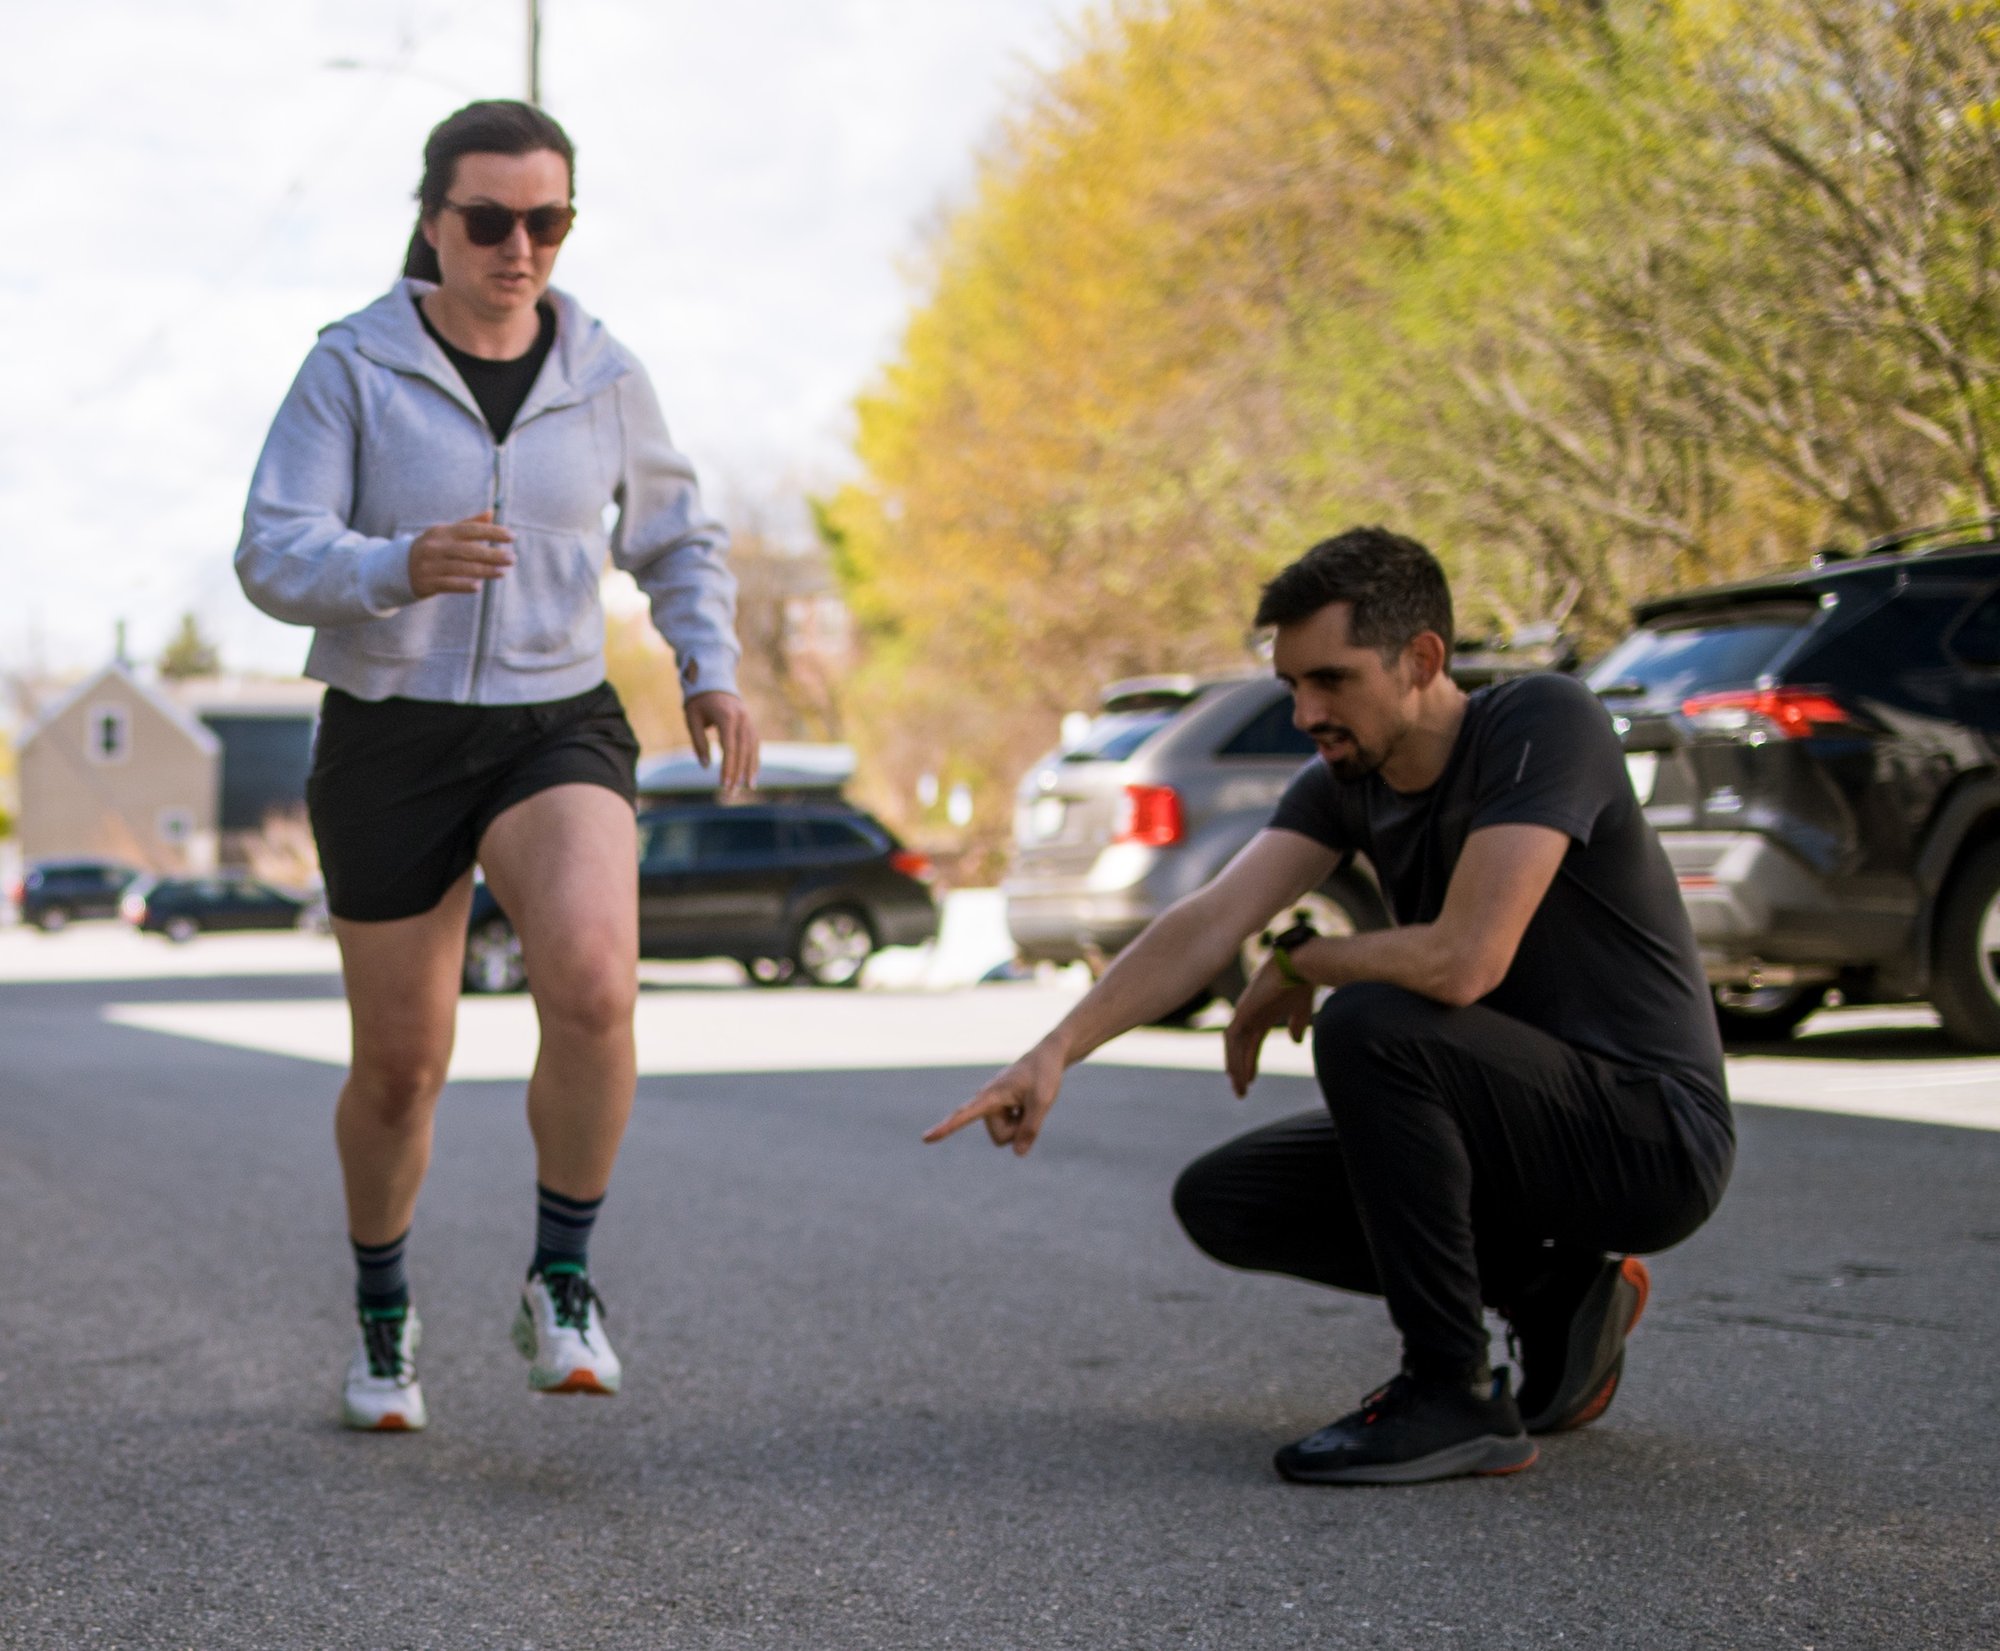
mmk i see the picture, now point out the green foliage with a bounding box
[832,0,2000,856]
[157,612,222,680]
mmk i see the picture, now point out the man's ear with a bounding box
[421,216,440,251]
[1405,630,1449,687]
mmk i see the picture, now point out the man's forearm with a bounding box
[1290,923,1483,1008]
[1040,895,1246,1066]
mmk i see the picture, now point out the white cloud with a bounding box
[0,0,1085,677]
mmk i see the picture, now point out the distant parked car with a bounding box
[16,858,142,931]
[462,801,941,993]
[1585,518,2000,1048]
[124,873,311,943]
[1004,675,1392,1022]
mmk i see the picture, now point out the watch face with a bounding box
[1274,921,1317,952]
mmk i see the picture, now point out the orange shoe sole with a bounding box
[1550,1257,1651,1434]
[539,1369,616,1396]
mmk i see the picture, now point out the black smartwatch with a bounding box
[1263,917,1318,986]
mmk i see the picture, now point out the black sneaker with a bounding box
[1273,1369,1537,1485]
[1505,1255,1650,1435]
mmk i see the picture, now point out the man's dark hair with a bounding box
[1254,526,1454,658]
[401,100,577,282]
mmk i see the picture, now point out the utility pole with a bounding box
[527,0,542,105]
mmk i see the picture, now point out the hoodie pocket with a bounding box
[348,585,479,664]
[492,529,603,666]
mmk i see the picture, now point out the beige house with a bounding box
[17,662,220,873]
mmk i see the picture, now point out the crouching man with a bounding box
[926,527,1733,1485]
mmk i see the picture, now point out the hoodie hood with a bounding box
[326,279,632,431]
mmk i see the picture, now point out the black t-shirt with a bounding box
[415,296,556,442]
[1270,673,1731,1159]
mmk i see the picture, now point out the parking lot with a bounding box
[1,918,1996,1648]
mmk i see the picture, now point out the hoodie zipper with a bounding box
[468,443,504,701]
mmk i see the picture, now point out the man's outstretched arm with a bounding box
[924,828,1340,1155]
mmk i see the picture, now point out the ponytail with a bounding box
[403,223,441,283]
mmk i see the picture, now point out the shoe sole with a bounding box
[536,1369,617,1396]
[512,1303,620,1396]
[1525,1256,1650,1435]
[1276,1433,1538,1486]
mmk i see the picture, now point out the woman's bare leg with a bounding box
[331,873,475,1245]
[478,784,639,1202]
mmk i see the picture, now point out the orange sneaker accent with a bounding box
[542,1369,613,1395]
[1619,1257,1652,1332]
[1559,1367,1622,1432]
[1475,1445,1539,1476]
[372,1414,413,1431]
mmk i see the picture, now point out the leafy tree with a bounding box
[157,613,221,680]
[833,0,2000,859]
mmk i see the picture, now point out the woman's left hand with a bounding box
[685,691,760,795]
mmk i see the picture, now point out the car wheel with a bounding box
[1931,840,2000,1051]
[163,915,199,945]
[745,956,796,987]
[463,916,527,994]
[1712,983,1824,1044]
[33,906,69,933]
[793,906,875,988]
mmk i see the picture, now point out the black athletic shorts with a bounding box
[307,682,639,923]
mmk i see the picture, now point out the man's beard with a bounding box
[1314,729,1384,783]
[1327,751,1380,782]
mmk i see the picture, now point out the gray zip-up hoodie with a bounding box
[237,279,739,705]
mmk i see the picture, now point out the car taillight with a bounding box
[1113,784,1183,847]
[1681,687,1858,741]
[889,849,935,882]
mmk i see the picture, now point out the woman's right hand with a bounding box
[408,511,515,597]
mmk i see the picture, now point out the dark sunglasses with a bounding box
[443,200,576,248]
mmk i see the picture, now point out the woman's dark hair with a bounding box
[1254,526,1455,658]
[402,100,576,282]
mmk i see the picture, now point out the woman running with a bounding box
[238,100,756,1430]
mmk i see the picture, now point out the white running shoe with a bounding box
[341,1308,427,1432]
[512,1267,621,1395]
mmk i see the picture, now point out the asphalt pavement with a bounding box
[1,959,1996,1650]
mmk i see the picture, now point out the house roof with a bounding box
[169,675,326,719]
[18,660,222,757]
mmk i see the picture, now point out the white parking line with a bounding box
[96,988,2000,1131]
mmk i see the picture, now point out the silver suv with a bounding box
[1002,675,1390,1019]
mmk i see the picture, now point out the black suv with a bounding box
[1584,520,2000,1048]
[15,858,142,931]
[463,801,940,993]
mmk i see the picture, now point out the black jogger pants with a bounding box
[1171,982,1731,1382]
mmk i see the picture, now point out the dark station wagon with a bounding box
[463,801,940,993]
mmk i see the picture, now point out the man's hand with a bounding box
[924,1039,1066,1156]
[1222,956,1315,1097]
[685,691,759,794]
[408,511,514,597]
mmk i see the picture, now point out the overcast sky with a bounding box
[0,0,1088,680]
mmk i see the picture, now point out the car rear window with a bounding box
[1061,711,1177,763]
[1218,695,1314,758]
[1586,604,1817,707]
[695,815,782,861]
[794,817,881,854]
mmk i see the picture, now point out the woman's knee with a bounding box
[345,1048,449,1127]
[534,958,636,1039]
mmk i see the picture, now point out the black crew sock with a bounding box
[531,1184,604,1278]
[352,1229,411,1316]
